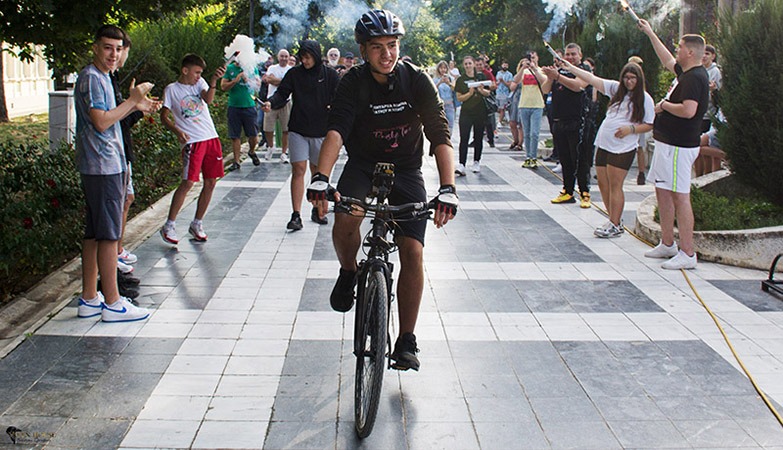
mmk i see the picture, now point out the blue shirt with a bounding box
[496,69,513,97]
[75,64,125,175]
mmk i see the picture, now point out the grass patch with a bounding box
[0,114,49,145]
[691,186,783,231]
[654,180,783,231]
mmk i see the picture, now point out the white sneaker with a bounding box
[102,296,150,323]
[661,250,697,270]
[77,292,105,318]
[594,221,614,237]
[118,248,137,264]
[264,146,274,161]
[471,160,481,173]
[595,223,623,238]
[455,164,466,176]
[645,241,679,259]
[189,221,208,242]
[280,152,290,164]
[552,163,562,173]
[160,223,179,245]
[117,259,134,274]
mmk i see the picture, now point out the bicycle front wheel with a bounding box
[354,268,389,438]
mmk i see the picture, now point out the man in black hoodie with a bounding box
[263,39,340,231]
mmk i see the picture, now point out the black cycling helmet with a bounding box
[354,9,405,44]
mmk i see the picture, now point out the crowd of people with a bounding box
[74,11,721,369]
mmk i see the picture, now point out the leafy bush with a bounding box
[124,5,229,98]
[691,186,783,231]
[0,142,84,302]
[717,0,783,205]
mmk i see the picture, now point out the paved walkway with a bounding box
[1,125,783,449]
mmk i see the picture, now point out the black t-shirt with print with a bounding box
[328,61,451,170]
[455,72,488,119]
[653,64,709,148]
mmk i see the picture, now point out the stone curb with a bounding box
[0,186,202,358]
[634,170,783,272]
[0,141,255,358]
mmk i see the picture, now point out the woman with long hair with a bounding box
[434,60,456,134]
[559,61,654,237]
[454,55,490,175]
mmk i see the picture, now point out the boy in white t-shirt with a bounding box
[159,54,226,245]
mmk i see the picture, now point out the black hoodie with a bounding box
[267,40,339,137]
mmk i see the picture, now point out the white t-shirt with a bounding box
[266,64,292,98]
[594,80,655,154]
[162,77,219,145]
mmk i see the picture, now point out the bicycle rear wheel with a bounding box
[354,268,389,438]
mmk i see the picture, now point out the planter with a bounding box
[635,170,783,271]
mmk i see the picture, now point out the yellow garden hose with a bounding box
[539,162,783,427]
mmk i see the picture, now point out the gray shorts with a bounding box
[263,101,291,133]
[81,173,124,241]
[288,132,324,164]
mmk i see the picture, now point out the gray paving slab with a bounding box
[1,122,782,450]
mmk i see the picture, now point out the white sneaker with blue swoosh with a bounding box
[101,297,150,323]
[77,292,105,318]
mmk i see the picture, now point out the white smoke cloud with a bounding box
[541,0,680,43]
[225,34,269,94]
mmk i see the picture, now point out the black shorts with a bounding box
[594,148,636,171]
[81,173,124,241]
[337,160,428,246]
[228,106,258,139]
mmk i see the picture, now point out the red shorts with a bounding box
[182,137,224,182]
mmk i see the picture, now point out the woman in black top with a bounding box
[454,55,490,175]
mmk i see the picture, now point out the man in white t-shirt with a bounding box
[261,49,292,162]
[159,54,225,245]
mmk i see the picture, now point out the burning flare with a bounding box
[619,0,642,23]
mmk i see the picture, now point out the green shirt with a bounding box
[223,63,259,108]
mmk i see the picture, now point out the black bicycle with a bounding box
[332,162,433,438]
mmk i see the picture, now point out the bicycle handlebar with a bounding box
[334,195,435,220]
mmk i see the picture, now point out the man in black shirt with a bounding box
[308,10,458,371]
[638,20,709,270]
[542,43,593,208]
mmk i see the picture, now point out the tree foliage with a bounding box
[717,0,783,204]
[0,0,217,87]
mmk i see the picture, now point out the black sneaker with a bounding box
[248,151,261,166]
[311,207,328,225]
[330,268,356,312]
[637,171,646,185]
[229,161,240,171]
[286,213,303,231]
[391,332,420,371]
[118,270,140,286]
[97,278,139,300]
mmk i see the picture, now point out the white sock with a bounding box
[165,219,176,227]
[192,219,202,226]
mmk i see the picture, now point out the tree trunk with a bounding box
[0,53,9,123]
[680,0,700,35]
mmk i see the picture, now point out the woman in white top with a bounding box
[560,61,654,238]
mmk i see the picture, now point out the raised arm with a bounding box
[638,19,676,73]
[560,60,608,95]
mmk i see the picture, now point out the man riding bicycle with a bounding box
[308,9,458,371]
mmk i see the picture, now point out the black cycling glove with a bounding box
[431,184,458,217]
[307,172,336,202]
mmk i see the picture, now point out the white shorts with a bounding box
[126,162,134,196]
[648,140,699,193]
[288,132,324,164]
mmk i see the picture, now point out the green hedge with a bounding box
[718,0,783,205]
[0,93,229,303]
